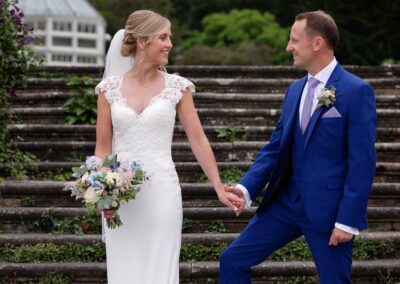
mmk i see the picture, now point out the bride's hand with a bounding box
[103,209,116,220]
[215,184,244,216]
[224,185,245,215]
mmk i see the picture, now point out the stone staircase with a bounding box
[1,65,400,283]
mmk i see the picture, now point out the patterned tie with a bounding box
[300,77,320,133]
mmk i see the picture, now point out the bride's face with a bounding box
[146,28,173,65]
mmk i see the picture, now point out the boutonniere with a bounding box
[317,86,336,108]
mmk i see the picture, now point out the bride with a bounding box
[94,10,244,283]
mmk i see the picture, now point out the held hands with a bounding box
[224,185,246,215]
[215,184,245,216]
[329,227,354,246]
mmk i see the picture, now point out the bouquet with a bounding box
[64,154,148,229]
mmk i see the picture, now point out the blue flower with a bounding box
[85,156,102,170]
[10,7,24,23]
[88,171,105,189]
[130,160,143,171]
[20,36,33,45]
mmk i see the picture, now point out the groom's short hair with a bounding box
[296,10,339,50]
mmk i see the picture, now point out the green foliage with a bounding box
[198,168,245,184]
[175,43,276,65]
[0,143,37,180]
[180,243,227,261]
[36,169,73,181]
[274,276,318,284]
[0,0,39,100]
[219,168,245,184]
[180,9,290,65]
[37,272,72,284]
[64,76,98,124]
[206,220,228,233]
[66,151,85,162]
[171,0,269,30]
[0,273,73,284]
[270,239,397,261]
[53,171,73,182]
[89,0,173,36]
[216,127,250,142]
[0,243,105,263]
[30,211,101,234]
[179,1,400,65]
[0,0,39,179]
[270,240,313,261]
[182,218,193,231]
[352,239,396,260]
[21,195,36,206]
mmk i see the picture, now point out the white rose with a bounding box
[83,187,101,203]
[106,172,123,187]
[81,172,89,182]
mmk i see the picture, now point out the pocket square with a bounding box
[322,106,342,118]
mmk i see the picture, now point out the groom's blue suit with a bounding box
[220,63,376,283]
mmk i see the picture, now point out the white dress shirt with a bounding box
[237,58,359,235]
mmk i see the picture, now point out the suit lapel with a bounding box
[303,64,344,151]
[280,77,306,150]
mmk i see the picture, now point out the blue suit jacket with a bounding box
[240,64,377,232]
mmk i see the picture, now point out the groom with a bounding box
[220,10,376,283]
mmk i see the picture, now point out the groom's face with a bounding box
[286,19,316,71]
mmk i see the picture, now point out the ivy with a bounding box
[30,211,102,234]
[0,0,40,180]
[64,76,97,125]
[0,243,105,262]
[198,168,245,184]
[0,239,397,263]
[216,127,250,142]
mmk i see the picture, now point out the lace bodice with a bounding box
[95,73,195,173]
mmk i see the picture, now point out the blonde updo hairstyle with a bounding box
[121,10,171,59]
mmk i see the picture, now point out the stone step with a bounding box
[0,181,398,208]
[0,206,399,233]
[1,231,398,246]
[9,107,400,127]
[25,77,400,93]
[0,260,399,283]
[10,91,400,109]
[13,141,400,163]
[8,124,400,142]
[28,65,400,79]
[5,161,398,183]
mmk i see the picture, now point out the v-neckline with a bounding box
[117,72,168,118]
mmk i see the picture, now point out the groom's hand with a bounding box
[224,185,245,216]
[216,185,243,215]
[328,228,353,246]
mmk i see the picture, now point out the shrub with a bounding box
[178,9,290,65]
[0,0,40,179]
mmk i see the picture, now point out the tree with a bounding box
[178,9,290,64]
[255,0,400,64]
[89,0,172,36]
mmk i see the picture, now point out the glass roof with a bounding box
[19,0,104,19]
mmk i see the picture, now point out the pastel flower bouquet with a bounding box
[64,154,148,229]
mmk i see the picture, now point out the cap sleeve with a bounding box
[94,76,122,105]
[95,76,120,95]
[167,74,195,94]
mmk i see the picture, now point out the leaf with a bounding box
[96,196,113,209]
[72,166,88,175]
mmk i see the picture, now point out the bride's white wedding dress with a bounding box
[95,72,195,284]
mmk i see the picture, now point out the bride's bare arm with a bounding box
[95,92,113,160]
[95,92,115,219]
[177,89,244,212]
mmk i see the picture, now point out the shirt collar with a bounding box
[308,57,337,85]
